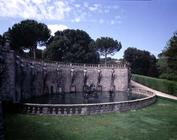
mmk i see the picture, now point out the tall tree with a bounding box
[0,35,4,46]
[6,19,50,59]
[158,32,177,81]
[124,47,158,77]
[44,29,100,63]
[95,37,122,64]
[0,35,3,45]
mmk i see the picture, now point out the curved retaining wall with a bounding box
[21,88,156,116]
[19,58,129,93]
[0,47,129,102]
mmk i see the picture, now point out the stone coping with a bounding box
[20,88,156,115]
[17,57,128,69]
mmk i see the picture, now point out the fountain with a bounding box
[0,44,156,116]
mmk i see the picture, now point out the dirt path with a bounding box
[131,80,177,100]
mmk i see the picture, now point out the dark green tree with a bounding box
[95,37,122,64]
[44,29,99,63]
[0,35,4,46]
[158,32,177,81]
[6,19,50,59]
[124,47,158,77]
[0,35,2,46]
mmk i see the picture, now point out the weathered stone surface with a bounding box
[15,59,129,99]
[21,89,156,116]
[0,47,129,102]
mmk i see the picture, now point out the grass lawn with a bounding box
[5,98,177,140]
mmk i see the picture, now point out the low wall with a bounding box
[20,88,156,115]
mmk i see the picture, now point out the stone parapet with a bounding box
[20,88,156,116]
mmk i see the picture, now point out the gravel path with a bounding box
[131,80,177,100]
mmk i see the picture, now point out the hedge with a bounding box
[132,74,177,96]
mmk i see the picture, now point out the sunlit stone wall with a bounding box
[0,47,129,102]
[17,59,129,96]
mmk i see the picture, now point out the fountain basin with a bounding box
[21,88,156,115]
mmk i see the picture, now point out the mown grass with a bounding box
[132,74,177,96]
[5,98,177,140]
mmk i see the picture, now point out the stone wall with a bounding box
[0,49,16,101]
[0,47,129,102]
[16,58,129,100]
[0,45,5,140]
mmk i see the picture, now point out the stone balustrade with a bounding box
[21,88,156,116]
[19,58,127,70]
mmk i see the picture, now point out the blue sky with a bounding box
[1,0,177,58]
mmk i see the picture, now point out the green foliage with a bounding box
[95,37,122,64]
[100,57,120,64]
[158,32,177,81]
[124,47,158,77]
[5,98,177,140]
[164,32,177,57]
[132,74,177,96]
[44,29,99,63]
[6,19,50,59]
[0,34,4,46]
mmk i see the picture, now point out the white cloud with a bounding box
[117,20,122,24]
[110,20,115,25]
[99,19,104,24]
[98,9,103,13]
[0,0,71,20]
[83,2,89,8]
[0,0,123,25]
[112,5,119,9]
[88,4,100,12]
[47,24,68,35]
[72,17,81,23]
[104,9,109,13]
[75,18,80,23]
[71,11,87,23]
[115,15,121,19]
[75,4,80,8]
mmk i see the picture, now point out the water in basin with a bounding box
[24,91,146,104]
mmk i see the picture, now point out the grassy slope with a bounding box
[132,74,177,96]
[5,98,177,140]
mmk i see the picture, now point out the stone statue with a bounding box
[70,67,75,85]
[111,68,115,86]
[97,69,102,85]
[70,67,76,93]
[56,67,63,93]
[110,68,116,92]
[83,68,88,86]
